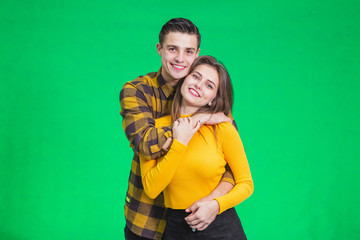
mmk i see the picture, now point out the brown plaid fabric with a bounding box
[120,69,174,239]
[119,68,236,239]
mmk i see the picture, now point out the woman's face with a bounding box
[180,64,219,113]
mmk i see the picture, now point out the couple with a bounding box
[120,18,254,240]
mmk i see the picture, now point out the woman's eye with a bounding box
[206,84,213,89]
[193,75,199,80]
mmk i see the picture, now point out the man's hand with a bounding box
[172,117,201,146]
[184,200,220,231]
[193,112,231,125]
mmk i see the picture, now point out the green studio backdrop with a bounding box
[1,0,359,239]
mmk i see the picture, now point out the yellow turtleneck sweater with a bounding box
[140,115,253,214]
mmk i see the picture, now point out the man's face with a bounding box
[157,32,199,86]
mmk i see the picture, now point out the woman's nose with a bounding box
[194,81,202,89]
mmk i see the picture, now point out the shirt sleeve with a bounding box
[120,81,173,160]
[214,122,254,214]
[219,115,237,185]
[140,139,187,199]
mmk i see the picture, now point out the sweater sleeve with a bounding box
[140,139,187,199]
[214,123,254,214]
[219,115,237,185]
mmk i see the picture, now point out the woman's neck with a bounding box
[179,104,199,116]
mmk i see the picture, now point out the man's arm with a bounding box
[120,82,172,160]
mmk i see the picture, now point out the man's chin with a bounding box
[170,72,188,80]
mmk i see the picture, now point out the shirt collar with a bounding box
[157,68,175,98]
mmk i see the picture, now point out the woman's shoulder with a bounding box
[216,122,243,146]
[216,121,237,132]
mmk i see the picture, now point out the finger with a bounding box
[187,218,202,226]
[193,120,201,130]
[184,213,195,223]
[197,223,209,231]
[184,212,195,222]
[185,212,201,223]
[197,216,215,231]
[186,202,199,213]
[189,221,206,231]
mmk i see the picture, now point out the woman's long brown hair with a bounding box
[171,55,233,123]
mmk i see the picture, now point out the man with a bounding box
[120,18,235,240]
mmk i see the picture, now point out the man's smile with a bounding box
[171,63,186,71]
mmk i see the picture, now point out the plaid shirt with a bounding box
[119,69,236,239]
[120,69,174,239]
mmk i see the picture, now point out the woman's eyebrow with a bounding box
[207,80,216,87]
[194,71,216,87]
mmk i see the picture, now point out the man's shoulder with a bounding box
[124,71,159,88]
[120,71,160,99]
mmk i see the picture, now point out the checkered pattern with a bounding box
[120,69,174,239]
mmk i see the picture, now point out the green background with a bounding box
[1,0,359,239]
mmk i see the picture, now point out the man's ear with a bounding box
[196,48,200,58]
[156,43,162,56]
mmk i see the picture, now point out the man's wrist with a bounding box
[161,137,173,151]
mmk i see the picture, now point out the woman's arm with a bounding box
[214,122,254,214]
[141,117,201,199]
[140,139,187,199]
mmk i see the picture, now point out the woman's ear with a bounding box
[208,98,217,106]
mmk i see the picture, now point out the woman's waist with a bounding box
[166,207,237,218]
[163,182,218,209]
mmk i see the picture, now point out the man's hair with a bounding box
[159,18,201,49]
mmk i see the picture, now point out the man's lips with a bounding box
[171,63,186,71]
[189,88,200,97]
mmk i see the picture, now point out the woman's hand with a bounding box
[184,200,220,231]
[172,117,201,146]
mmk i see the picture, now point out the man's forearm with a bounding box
[204,181,234,200]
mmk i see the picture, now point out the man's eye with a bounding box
[169,48,175,52]
[187,51,194,55]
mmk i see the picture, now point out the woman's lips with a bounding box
[189,88,200,97]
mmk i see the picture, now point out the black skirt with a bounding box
[163,207,247,240]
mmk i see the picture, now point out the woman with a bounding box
[140,55,254,239]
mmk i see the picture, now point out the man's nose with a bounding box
[175,51,184,62]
